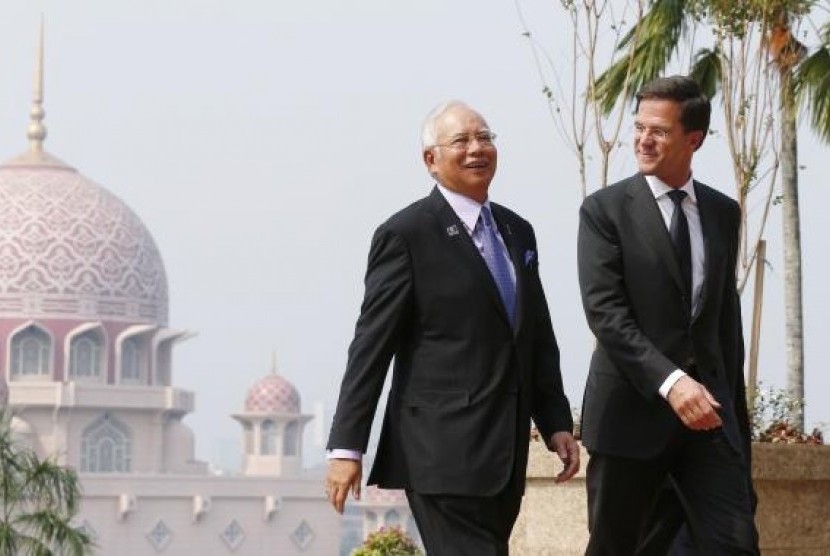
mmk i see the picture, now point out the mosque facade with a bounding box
[0,25,425,555]
[0,29,346,555]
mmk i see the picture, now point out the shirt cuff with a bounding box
[658,370,687,399]
[327,449,362,461]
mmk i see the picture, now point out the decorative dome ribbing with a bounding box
[0,157,169,324]
[244,374,301,414]
[0,22,167,325]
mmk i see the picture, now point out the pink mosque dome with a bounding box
[0,151,168,325]
[0,40,167,327]
[244,373,301,414]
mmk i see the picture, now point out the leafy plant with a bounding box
[750,384,823,444]
[0,410,94,555]
[352,526,422,556]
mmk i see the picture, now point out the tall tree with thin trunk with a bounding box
[516,0,646,195]
[590,0,830,430]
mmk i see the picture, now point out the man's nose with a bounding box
[638,132,656,146]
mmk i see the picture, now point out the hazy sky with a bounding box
[1,1,827,469]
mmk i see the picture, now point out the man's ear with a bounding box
[423,148,434,168]
[691,130,706,152]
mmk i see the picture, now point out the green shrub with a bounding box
[750,384,823,444]
[351,526,422,556]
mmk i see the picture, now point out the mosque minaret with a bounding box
[0,22,339,555]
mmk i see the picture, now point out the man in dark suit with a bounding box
[577,76,759,555]
[325,101,579,555]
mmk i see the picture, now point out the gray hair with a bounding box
[421,100,472,152]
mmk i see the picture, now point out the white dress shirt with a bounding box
[643,175,706,399]
[328,184,515,460]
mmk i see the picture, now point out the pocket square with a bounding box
[524,249,536,266]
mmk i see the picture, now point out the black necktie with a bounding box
[667,189,692,306]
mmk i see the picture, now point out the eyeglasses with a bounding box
[434,131,497,151]
[634,123,671,141]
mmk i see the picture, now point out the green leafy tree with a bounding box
[0,411,93,555]
[351,526,423,556]
[591,0,830,430]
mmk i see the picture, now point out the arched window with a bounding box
[11,326,51,377]
[366,511,378,532]
[121,337,144,384]
[385,510,401,528]
[70,331,103,379]
[80,415,131,473]
[242,422,254,453]
[283,421,299,456]
[261,421,277,455]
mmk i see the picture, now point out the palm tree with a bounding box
[592,0,830,430]
[0,411,94,555]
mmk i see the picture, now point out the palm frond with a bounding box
[594,0,689,114]
[795,45,830,144]
[17,510,93,555]
[819,20,830,47]
[0,410,93,555]
[690,47,722,100]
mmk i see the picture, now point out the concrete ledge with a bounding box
[752,443,830,553]
[511,441,830,555]
[510,441,589,555]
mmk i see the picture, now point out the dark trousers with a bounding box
[585,428,759,556]
[406,481,523,556]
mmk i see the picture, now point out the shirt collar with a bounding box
[644,174,697,204]
[436,183,490,231]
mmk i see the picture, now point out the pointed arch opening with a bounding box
[80,414,132,473]
[9,323,53,380]
[261,420,277,455]
[283,420,299,456]
[69,328,105,382]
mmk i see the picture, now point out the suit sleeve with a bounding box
[577,195,677,399]
[326,225,413,452]
[719,203,751,459]
[527,226,574,440]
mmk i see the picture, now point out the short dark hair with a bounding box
[635,75,711,136]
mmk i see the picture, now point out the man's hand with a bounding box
[325,459,362,514]
[548,431,580,483]
[667,375,722,430]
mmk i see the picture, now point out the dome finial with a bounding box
[28,15,47,153]
[271,350,277,375]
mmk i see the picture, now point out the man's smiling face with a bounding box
[424,105,497,203]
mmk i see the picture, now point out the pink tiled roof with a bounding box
[244,374,300,414]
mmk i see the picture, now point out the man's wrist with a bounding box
[327,449,362,461]
[659,370,687,399]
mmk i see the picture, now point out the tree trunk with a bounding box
[780,69,805,430]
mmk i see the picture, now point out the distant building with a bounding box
[0,26,338,555]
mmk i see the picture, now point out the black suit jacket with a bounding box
[577,174,750,463]
[327,187,573,496]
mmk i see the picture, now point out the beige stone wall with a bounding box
[512,441,830,555]
[510,441,589,555]
[752,443,830,554]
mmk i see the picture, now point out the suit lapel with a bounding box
[426,188,512,327]
[627,175,686,298]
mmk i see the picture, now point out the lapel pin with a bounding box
[446,225,460,237]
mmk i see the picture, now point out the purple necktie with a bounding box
[476,206,516,326]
